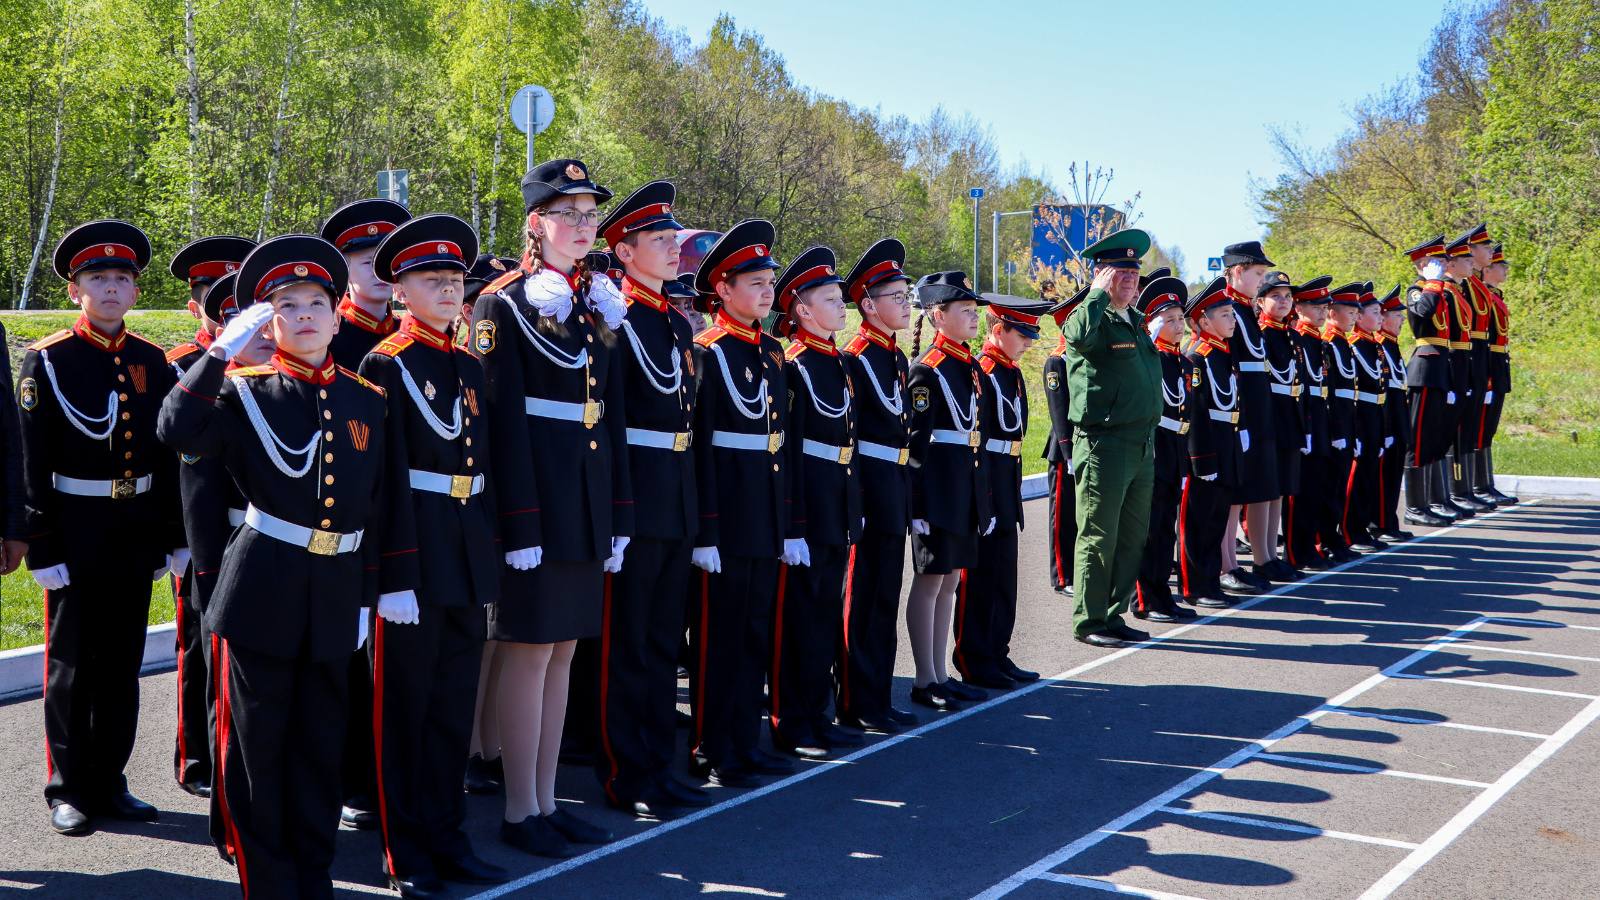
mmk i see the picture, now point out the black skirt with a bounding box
[911,526,979,575]
[1227,432,1280,505]
[488,559,603,644]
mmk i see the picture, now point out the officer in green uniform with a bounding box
[1062,228,1162,648]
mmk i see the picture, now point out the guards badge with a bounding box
[1045,370,1060,391]
[474,320,496,355]
[18,377,36,410]
[911,386,930,412]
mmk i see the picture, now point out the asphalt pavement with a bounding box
[2,498,1598,900]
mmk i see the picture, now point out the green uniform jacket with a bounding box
[1062,288,1162,439]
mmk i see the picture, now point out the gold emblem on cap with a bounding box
[367,224,379,235]
[825,266,834,275]
[225,263,237,272]
[566,163,585,180]
[104,245,117,255]
[437,243,448,253]
[294,264,309,277]
[963,276,973,290]
[489,258,505,270]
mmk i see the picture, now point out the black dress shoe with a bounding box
[1169,605,1199,619]
[1141,609,1177,623]
[736,747,795,775]
[50,802,92,836]
[962,670,1016,690]
[886,706,919,726]
[1000,660,1040,682]
[655,776,712,807]
[1329,546,1362,563]
[608,788,686,821]
[545,807,612,844]
[1296,554,1332,571]
[178,779,212,799]
[817,723,864,748]
[1190,596,1230,608]
[1348,539,1386,553]
[501,814,577,858]
[100,791,158,821]
[1378,528,1414,542]
[1109,625,1149,643]
[434,852,511,885]
[464,754,501,794]
[910,683,961,711]
[386,871,449,900]
[1053,583,1073,594]
[1219,570,1260,595]
[1074,631,1127,649]
[838,711,899,734]
[341,801,380,830]
[1243,568,1274,590]
[774,734,830,759]
[941,678,988,702]
[1269,560,1306,581]
[1249,563,1282,583]
[707,763,763,788]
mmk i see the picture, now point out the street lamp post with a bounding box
[970,188,984,283]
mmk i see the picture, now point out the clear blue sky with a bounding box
[640,0,1449,281]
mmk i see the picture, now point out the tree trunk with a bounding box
[485,0,514,255]
[258,0,302,240]
[184,0,201,239]
[19,15,78,310]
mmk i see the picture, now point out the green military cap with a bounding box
[1080,228,1150,270]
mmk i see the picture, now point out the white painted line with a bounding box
[1154,806,1422,850]
[1451,644,1600,664]
[333,879,396,896]
[1252,752,1493,789]
[1391,673,1600,700]
[1357,693,1600,900]
[1319,706,1551,739]
[1035,872,1219,900]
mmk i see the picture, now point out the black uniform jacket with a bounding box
[20,317,182,573]
[178,362,250,611]
[361,315,499,607]
[842,322,911,536]
[784,330,862,547]
[691,309,791,559]
[1486,287,1512,394]
[1404,279,1453,390]
[977,340,1028,531]
[1321,323,1357,450]
[1380,335,1411,448]
[1184,332,1242,486]
[1465,277,1494,395]
[908,332,991,535]
[329,294,400,372]
[1348,330,1387,452]
[1291,321,1331,456]
[1259,315,1310,452]
[1442,280,1474,397]
[1040,336,1073,465]
[1152,337,1191,486]
[158,351,397,662]
[165,328,211,377]
[1225,293,1274,440]
[617,277,697,541]
[474,267,633,562]
[0,320,25,541]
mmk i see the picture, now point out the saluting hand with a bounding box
[210,302,276,361]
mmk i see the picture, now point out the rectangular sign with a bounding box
[1030,204,1124,283]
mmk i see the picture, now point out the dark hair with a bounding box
[525,207,616,348]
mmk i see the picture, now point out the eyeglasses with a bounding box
[868,290,911,307]
[542,208,601,227]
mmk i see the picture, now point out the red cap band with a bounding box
[710,244,769,285]
[69,243,137,272]
[334,221,397,250]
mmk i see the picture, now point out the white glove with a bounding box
[1485,390,1494,403]
[505,547,543,570]
[912,519,931,535]
[1302,435,1312,456]
[1239,429,1250,453]
[1332,439,1347,450]
[691,546,721,573]
[31,563,69,591]
[781,538,810,567]
[1384,436,1394,448]
[1200,473,1218,482]
[1447,391,1457,404]
[1356,440,1363,457]
[1421,260,1445,280]
[357,609,370,649]
[1066,459,1074,474]
[377,590,420,625]
[984,517,996,536]
[603,536,630,573]
[1145,318,1163,339]
[211,301,275,360]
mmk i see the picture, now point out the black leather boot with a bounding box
[1403,466,1449,526]
[1428,460,1464,521]
[1478,446,1515,505]
[1448,449,1493,513]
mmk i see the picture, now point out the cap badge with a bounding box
[489,258,505,271]
[367,225,379,235]
[294,265,308,277]
[225,263,237,273]
[962,276,973,290]
[824,267,834,275]
[104,245,116,255]
[424,380,436,400]
[437,243,449,254]
[566,163,585,180]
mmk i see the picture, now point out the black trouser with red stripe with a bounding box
[1407,387,1456,468]
[596,536,694,803]
[340,646,377,808]
[1341,448,1380,546]
[1376,446,1405,533]
[837,530,906,719]
[771,544,849,748]
[954,525,1019,681]
[1179,476,1229,601]
[688,555,777,768]
[372,606,485,879]
[1318,446,1354,553]
[1136,477,1181,614]
[42,570,152,810]
[173,563,211,788]
[1283,454,1327,567]
[1046,463,1077,589]
[213,638,347,900]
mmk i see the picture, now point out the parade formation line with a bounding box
[447,501,1537,900]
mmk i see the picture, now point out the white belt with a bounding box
[525,396,603,424]
[1270,383,1294,395]
[857,440,909,465]
[626,428,691,451]
[711,430,784,453]
[1208,409,1240,423]
[227,508,245,527]
[243,504,363,556]
[802,439,853,464]
[52,472,152,500]
[930,428,981,448]
[1159,416,1189,434]
[1357,391,1384,404]
[1239,361,1266,372]
[1310,386,1326,398]
[1334,389,1357,400]
[409,469,484,498]
[985,438,1023,456]
[1388,379,1406,390]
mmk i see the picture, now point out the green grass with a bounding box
[1,569,175,652]
[1489,429,1600,479]
[2,309,201,376]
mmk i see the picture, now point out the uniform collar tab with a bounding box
[272,350,337,385]
[73,315,126,352]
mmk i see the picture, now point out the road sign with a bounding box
[377,169,409,208]
[1005,261,1017,275]
[1208,257,1222,271]
[510,85,555,135]
[970,188,985,199]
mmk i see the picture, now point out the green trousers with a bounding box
[1070,430,1154,638]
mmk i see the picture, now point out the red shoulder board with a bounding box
[483,268,525,296]
[339,366,385,396]
[843,334,870,356]
[784,341,806,361]
[1196,343,1214,357]
[979,356,997,374]
[373,333,413,357]
[165,342,201,363]
[921,348,947,369]
[1420,280,1443,291]
[29,329,73,351]
[694,326,727,348]
[231,364,275,377]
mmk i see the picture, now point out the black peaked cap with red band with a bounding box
[1184,276,1230,319]
[1292,275,1333,303]
[373,214,477,283]
[1137,266,1172,292]
[1049,285,1091,327]
[1256,270,1294,298]
[693,219,779,296]
[597,180,682,249]
[1445,230,1474,258]
[464,253,519,303]
[775,246,845,313]
[844,238,910,303]
[1328,281,1364,307]
[202,272,241,323]
[236,234,348,307]
[169,235,256,286]
[320,198,412,253]
[53,219,151,281]
[982,293,1054,339]
[1380,284,1404,311]
[584,249,624,285]
[1404,234,1448,262]
[1137,276,1188,319]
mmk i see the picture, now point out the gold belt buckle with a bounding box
[967,430,980,448]
[1179,422,1190,435]
[307,529,341,556]
[767,432,783,454]
[110,477,138,500]
[673,431,691,452]
[450,475,475,499]
[837,446,853,465]
[1292,385,1303,397]
[583,400,603,425]
[897,448,910,465]
[1377,393,1386,405]
[1009,441,1021,457]
[1230,411,1240,424]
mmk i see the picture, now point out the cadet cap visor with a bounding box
[321,199,411,254]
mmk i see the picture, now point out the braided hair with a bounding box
[524,208,616,347]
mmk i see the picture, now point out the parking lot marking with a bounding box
[1389,674,1599,700]
[1036,872,1217,900]
[1152,807,1422,850]
[1317,706,1552,739]
[1252,752,1493,788]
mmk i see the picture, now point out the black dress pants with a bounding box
[954,525,1019,680]
[340,644,376,806]
[1283,454,1327,567]
[836,530,906,719]
[1341,450,1380,545]
[173,563,212,787]
[1136,477,1181,614]
[688,555,777,768]
[1318,447,1354,553]
[1179,476,1230,601]
[1046,462,1078,589]
[771,544,849,747]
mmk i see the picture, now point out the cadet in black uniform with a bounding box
[589,181,709,820]
[1452,225,1496,512]
[1398,236,1459,526]
[1179,278,1243,609]
[159,234,400,898]
[1374,285,1413,541]
[1282,278,1335,570]
[474,158,628,857]
[905,272,993,710]
[1040,286,1085,595]
[954,294,1049,687]
[1476,243,1516,505]
[1217,243,1279,594]
[22,220,182,836]
[767,246,864,759]
[165,235,256,801]
[686,219,795,788]
[1252,271,1309,581]
[836,239,917,733]
[362,215,511,897]
[1133,277,1195,622]
[1341,288,1388,553]
[1318,284,1362,562]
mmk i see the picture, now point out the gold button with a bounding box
[124,451,132,459]
[846,468,851,475]
[121,411,130,420]
[324,497,335,507]
[461,499,468,505]
[124,470,133,477]
[321,519,332,528]
[589,377,597,386]
[585,422,594,429]
[586,334,594,343]
[464,417,470,425]
[325,431,335,441]
[325,475,335,485]
[771,412,777,420]
[773,464,780,472]
[118,393,128,401]
[320,389,327,399]
[589,441,598,449]
[465,437,472,446]
[113,357,121,365]
[118,374,126,382]
[466,457,474,466]
[974,460,980,468]
[325,453,334,463]
[323,410,332,419]
[124,431,133,439]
